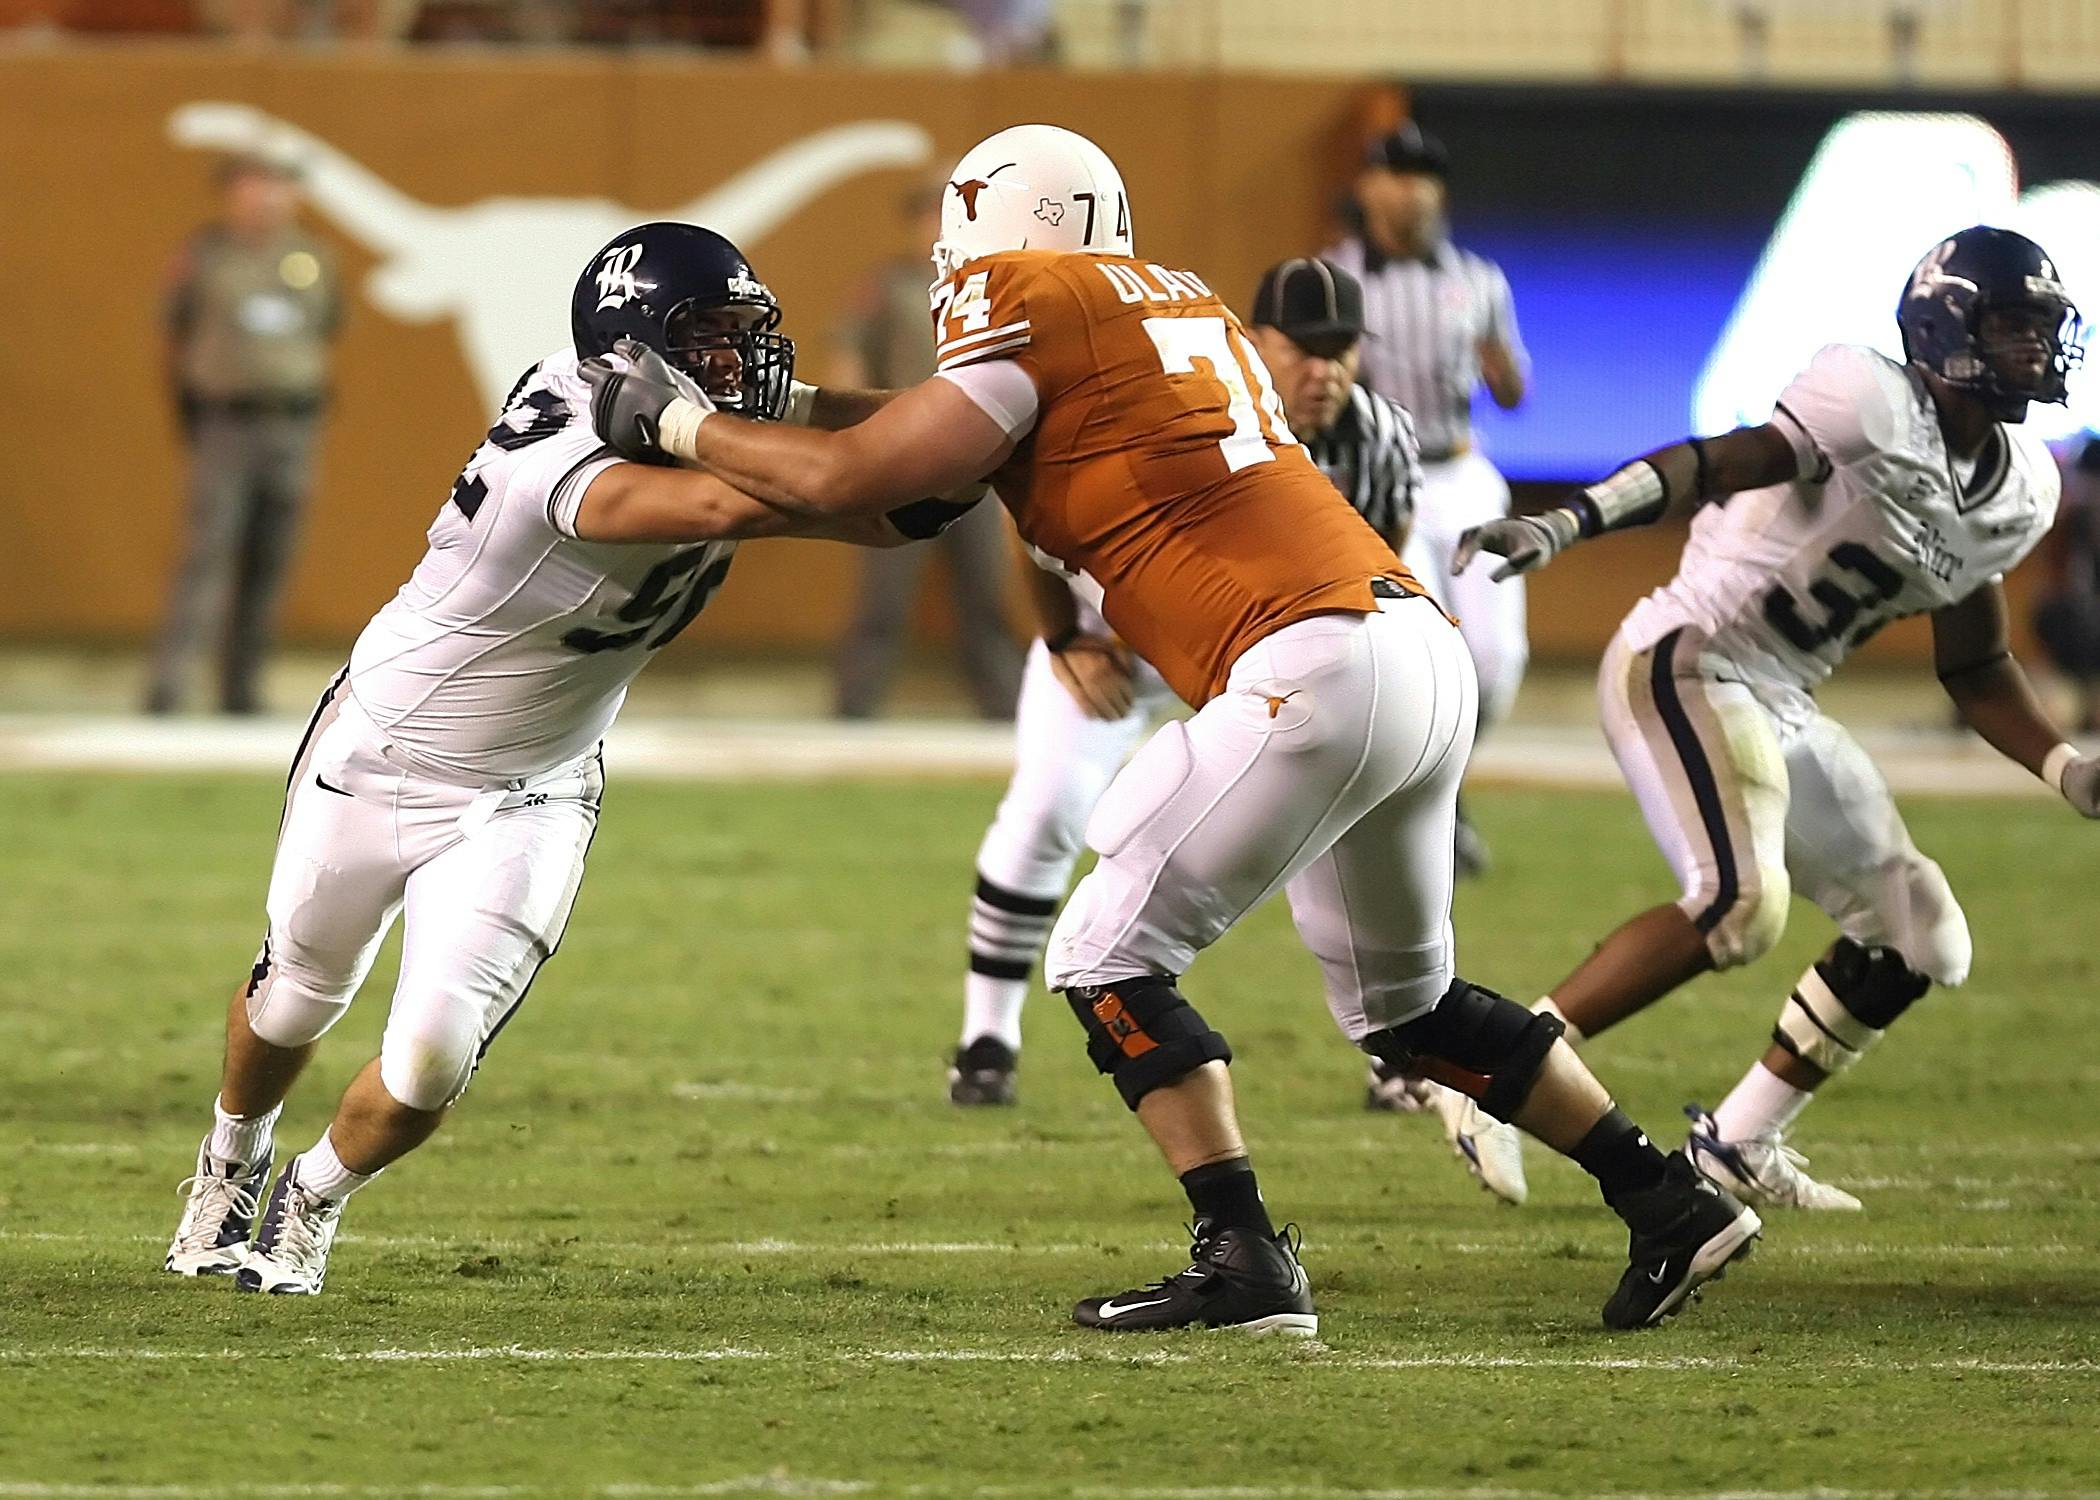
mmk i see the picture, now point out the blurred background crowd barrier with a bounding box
[2,1,2097,84]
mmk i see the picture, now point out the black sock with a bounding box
[1571,1108,1669,1200]
[1179,1157,1274,1237]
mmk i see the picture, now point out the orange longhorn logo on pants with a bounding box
[1090,992,1159,1057]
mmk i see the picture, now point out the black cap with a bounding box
[1363,123,1449,179]
[1250,257,1366,346]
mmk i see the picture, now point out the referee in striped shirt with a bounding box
[1328,123,1530,877]
[1246,256,1421,555]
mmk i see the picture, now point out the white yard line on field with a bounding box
[1,1229,2086,1263]
[1446,1240,2084,1260]
[3,1483,2100,1500]
[0,714,2069,799]
[1,1346,2093,1376]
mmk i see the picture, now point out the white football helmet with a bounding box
[931,124,1133,278]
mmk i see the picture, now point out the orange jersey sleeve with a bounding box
[931,250,1430,706]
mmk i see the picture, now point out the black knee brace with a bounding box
[1064,976,1233,1110]
[1361,978,1564,1123]
[1817,938,1931,1027]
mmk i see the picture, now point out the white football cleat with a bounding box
[1432,1084,1527,1205]
[1684,1105,1862,1212]
[165,1143,271,1277]
[235,1158,345,1295]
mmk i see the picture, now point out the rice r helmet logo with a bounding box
[1908,239,1978,301]
[593,243,645,311]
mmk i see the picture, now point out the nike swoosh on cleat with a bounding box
[1095,1296,1172,1320]
[1647,1263,1672,1284]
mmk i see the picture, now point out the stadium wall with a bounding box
[0,52,2064,665]
[0,49,1371,658]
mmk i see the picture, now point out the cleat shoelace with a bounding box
[1126,1225,1226,1296]
[263,1182,343,1279]
[171,1171,263,1256]
[1113,1223,1299,1302]
[1744,1136,1833,1203]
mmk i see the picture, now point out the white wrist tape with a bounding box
[1578,461,1669,534]
[783,381,818,427]
[656,399,710,463]
[2042,742,2080,794]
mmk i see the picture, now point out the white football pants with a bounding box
[961,638,1177,1049]
[975,639,1178,902]
[1045,595,1479,1039]
[1404,451,1528,728]
[1599,625,1971,985]
[245,672,603,1111]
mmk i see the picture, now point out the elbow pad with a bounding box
[885,482,989,541]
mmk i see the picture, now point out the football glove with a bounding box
[1452,508,1583,582]
[580,337,715,464]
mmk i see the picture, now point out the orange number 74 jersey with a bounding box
[930,249,1426,707]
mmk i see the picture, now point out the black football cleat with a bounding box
[947,1036,1018,1106]
[1074,1222,1317,1336]
[1602,1154,1761,1330]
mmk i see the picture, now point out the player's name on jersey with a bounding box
[1095,263,1216,305]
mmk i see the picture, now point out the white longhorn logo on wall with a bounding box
[167,102,932,411]
[1697,111,2098,442]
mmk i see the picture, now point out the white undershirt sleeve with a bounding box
[1768,405,1827,483]
[934,359,1041,442]
[1770,344,1903,483]
[546,450,622,538]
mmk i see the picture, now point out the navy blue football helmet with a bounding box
[1897,225,2083,422]
[571,222,795,421]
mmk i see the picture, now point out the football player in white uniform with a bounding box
[164,222,955,1293]
[947,256,1420,1107]
[1451,226,2097,1211]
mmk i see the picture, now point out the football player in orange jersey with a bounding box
[578,125,1762,1334]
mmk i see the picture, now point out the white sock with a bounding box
[1533,997,1584,1049]
[291,1129,379,1204]
[207,1095,280,1167]
[961,972,1028,1052]
[961,871,1058,1051]
[1712,1062,1812,1141]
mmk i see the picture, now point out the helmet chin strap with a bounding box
[1983,392,2031,425]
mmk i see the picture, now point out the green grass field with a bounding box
[2,771,2097,1498]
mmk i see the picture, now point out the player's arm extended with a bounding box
[1454,425,1799,581]
[1934,582,2100,816]
[569,461,912,548]
[600,362,1015,522]
[802,384,896,430]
